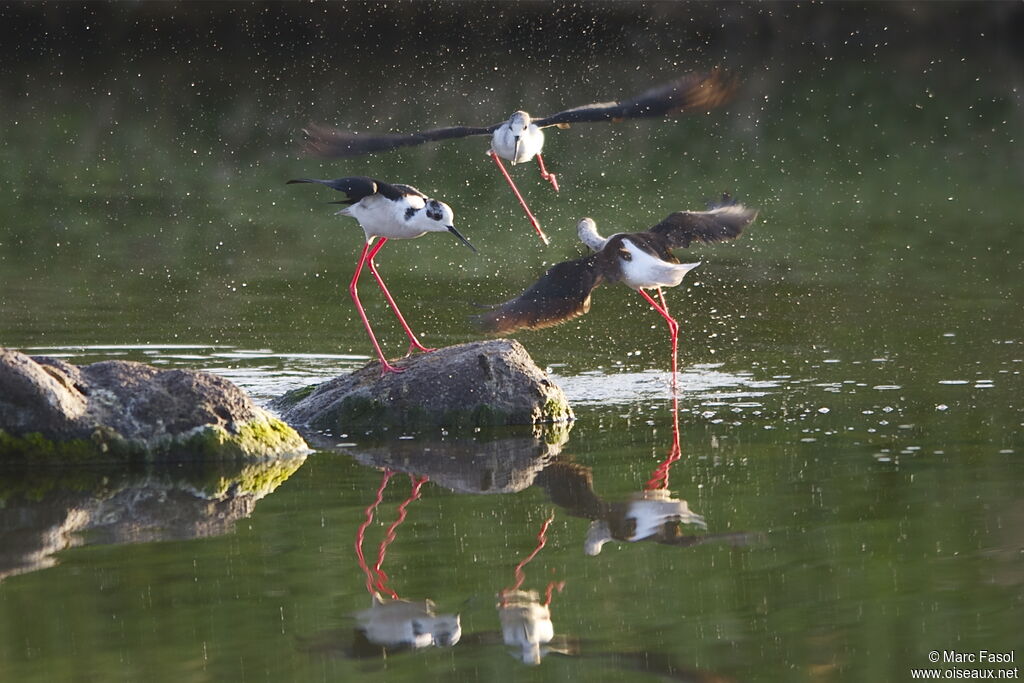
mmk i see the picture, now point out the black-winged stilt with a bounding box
[302,71,737,245]
[287,176,477,374]
[474,200,757,376]
[352,470,461,650]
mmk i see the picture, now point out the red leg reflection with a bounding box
[355,470,394,595]
[373,475,429,599]
[645,392,682,491]
[500,513,556,603]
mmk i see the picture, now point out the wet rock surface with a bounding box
[272,339,574,435]
[0,347,307,461]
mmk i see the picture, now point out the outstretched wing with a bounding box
[285,176,421,203]
[533,70,737,128]
[474,255,605,334]
[648,204,758,249]
[302,121,499,159]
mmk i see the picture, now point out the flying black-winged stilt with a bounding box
[287,176,477,374]
[474,200,758,377]
[302,71,738,246]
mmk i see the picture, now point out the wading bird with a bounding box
[474,201,757,377]
[302,71,737,245]
[288,176,477,374]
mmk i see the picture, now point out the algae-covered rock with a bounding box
[0,347,307,462]
[272,339,573,435]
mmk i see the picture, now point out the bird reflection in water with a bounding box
[497,513,574,665]
[539,397,751,555]
[351,470,461,652]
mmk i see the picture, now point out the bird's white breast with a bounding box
[618,239,700,290]
[491,123,544,163]
[343,194,428,240]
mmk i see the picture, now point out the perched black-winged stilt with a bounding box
[474,200,758,377]
[303,71,737,245]
[287,176,477,374]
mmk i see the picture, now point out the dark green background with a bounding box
[1,3,1022,681]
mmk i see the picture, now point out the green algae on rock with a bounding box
[0,347,307,462]
[271,339,574,435]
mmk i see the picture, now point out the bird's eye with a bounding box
[619,250,632,262]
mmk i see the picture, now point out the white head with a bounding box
[507,111,532,162]
[577,217,608,251]
[418,198,477,252]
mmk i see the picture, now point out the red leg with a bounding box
[637,288,679,382]
[350,240,403,374]
[641,288,683,491]
[365,238,435,355]
[535,154,559,192]
[488,149,550,245]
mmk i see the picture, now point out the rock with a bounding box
[271,339,574,435]
[0,347,308,461]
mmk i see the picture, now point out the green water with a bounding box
[1,4,1022,682]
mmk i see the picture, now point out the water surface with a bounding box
[1,4,1022,682]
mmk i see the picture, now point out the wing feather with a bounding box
[285,176,382,203]
[648,205,758,249]
[302,122,498,158]
[474,255,604,334]
[533,70,737,128]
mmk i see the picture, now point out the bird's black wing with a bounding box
[648,205,758,249]
[532,70,737,128]
[375,181,425,201]
[302,122,500,159]
[285,176,424,203]
[285,176,383,204]
[474,254,605,334]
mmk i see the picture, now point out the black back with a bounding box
[285,176,424,203]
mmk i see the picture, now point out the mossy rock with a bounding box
[0,348,308,463]
[271,339,574,436]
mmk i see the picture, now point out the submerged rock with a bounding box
[341,421,573,495]
[272,339,573,435]
[0,347,307,461]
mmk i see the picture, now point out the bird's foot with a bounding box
[541,171,559,193]
[379,360,405,375]
[527,217,551,246]
[405,342,436,356]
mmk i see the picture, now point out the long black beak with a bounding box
[512,135,520,165]
[447,225,478,253]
